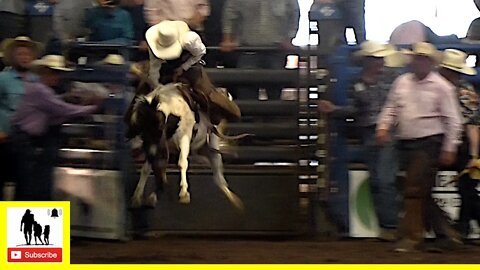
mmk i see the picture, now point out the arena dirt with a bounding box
[71,235,480,264]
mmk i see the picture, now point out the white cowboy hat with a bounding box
[401,42,442,62]
[353,41,404,67]
[353,41,397,58]
[145,20,190,60]
[439,49,477,75]
[383,44,406,68]
[1,36,43,65]
[31,55,74,71]
[97,54,126,65]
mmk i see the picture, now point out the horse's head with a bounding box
[127,95,166,140]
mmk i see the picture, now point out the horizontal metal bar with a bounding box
[207,68,299,85]
[235,100,299,116]
[225,123,298,139]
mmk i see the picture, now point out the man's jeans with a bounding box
[397,134,458,245]
[362,126,399,229]
[234,51,286,100]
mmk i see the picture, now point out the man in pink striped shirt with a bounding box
[376,42,463,252]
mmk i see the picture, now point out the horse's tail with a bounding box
[209,125,252,141]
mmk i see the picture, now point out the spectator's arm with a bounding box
[31,84,98,123]
[123,10,135,41]
[220,0,239,51]
[85,8,97,38]
[287,0,300,40]
[52,4,68,41]
[148,50,162,87]
[181,31,206,71]
[0,80,10,134]
[467,124,479,158]
[196,0,211,17]
[222,0,238,37]
[144,0,164,26]
[376,80,399,132]
[440,85,463,153]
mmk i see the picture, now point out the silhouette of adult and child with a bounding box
[20,209,51,245]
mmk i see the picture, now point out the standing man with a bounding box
[53,0,95,45]
[20,209,35,245]
[85,0,134,45]
[318,41,401,241]
[377,42,463,252]
[0,36,41,200]
[221,0,300,100]
[12,55,102,201]
[0,0,27,43]
[438,49,480,239]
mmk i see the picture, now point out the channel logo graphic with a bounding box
[10,251,21,260]
[6,207,64,263]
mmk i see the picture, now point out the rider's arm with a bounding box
[180,31,206,71]
[148,50,162,87]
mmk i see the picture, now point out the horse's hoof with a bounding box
[221,187,245,211]
[145,193,158,208]
[130,196,143,208]
[178,192,191,204]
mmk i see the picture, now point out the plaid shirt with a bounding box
[333,78,391,127]
[457,80,480,125]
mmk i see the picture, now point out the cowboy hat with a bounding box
[1,36,43,65]
[383,44,406,68]
[97,54,126,65]
[145,20,190,60]
[439,49,476,76]
[352,41,405,67]
[353,41,397,58]
[401,42,442,62]
[31,55,74,72]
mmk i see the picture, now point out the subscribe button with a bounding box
[8,248,62,263]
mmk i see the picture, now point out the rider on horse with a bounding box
[145,20,240,125]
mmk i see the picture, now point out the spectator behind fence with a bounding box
[0,0,27,43]
[120,0,149,61]
[389,20,460,46]
[221,0,300,100]
[145,20,240,125]
[143,0,210,30]
[464,0,480,67]
[310,0,366,45]
[0,50,4,71]
[25,0,58,45]
[12,55,104,201]
[317,41,401,241]
[376,42,463,253]
[203,0,237,68]
[53,0,95,45]
[86,0,134,45]
[466,0,480,40]
[0,36,41,201]
[437,49,480,239]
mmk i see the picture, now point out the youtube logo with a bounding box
[8,248,62,263]
[10,251,22,260]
